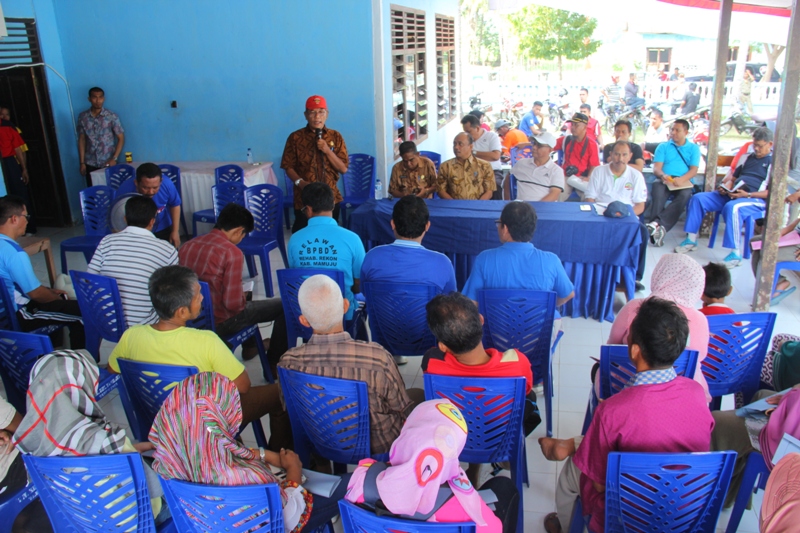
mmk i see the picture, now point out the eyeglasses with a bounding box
[495,219,503,228]
[306,110,327,117]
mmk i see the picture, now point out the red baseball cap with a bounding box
[305,95,327,110]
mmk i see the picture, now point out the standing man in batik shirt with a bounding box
[77,87,125,188]
[281,95,349,232]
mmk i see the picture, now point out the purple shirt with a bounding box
[573,377,714,533]
[77,108,124,167]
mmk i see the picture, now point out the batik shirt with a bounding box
[281,125,348,210]
[77,108,124,167]
[437,156,495,200]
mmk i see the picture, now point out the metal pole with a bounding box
[753,0,800,311]
[700,0,733,237]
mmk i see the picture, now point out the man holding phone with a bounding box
[675,127,773,267]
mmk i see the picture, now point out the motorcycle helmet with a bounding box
[558,88,568,98]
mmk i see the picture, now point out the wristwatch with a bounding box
[258,447,266,462]
[294,178,302,186]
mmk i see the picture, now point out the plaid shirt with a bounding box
[178,229,245,324]
[626,367,677,388]
[278,332,412,455]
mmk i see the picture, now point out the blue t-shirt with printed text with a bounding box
[287,217,366,319]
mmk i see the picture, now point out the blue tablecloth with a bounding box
[350,199,641,322]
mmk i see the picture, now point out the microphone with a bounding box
[315,128,323,140]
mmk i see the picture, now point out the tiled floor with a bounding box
[17,216,797,532]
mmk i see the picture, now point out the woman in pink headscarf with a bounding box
[761,453,800,533]
[608,253,710,399]
[345,399,519,532]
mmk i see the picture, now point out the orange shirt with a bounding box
[501,128,529,155]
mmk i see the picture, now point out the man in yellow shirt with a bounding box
[437,132,496,200]
[108,265,290,450]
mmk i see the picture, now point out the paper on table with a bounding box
[735,388,791,418]
[772,433,800,466]
[750,231,800,251]
[592,204,606,216]
[301,468,342,497]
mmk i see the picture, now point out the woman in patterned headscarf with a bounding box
[150,372,347,533]
[607,253,710,399]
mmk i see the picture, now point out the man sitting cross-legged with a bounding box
[87,195,178,326]
[278,274,424,456]
[538,297,714,533]
[422,291,540,484]
[108,265,290,451]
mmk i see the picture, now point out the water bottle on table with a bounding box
[375,179,383,199]
[246,148,254,165]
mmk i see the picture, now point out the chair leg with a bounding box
[569,498,586,533]
[742,216,755,260]
[545,374,553,437]
[725,452,769,533]
[85,328,101,362]
[250,420,268,449]
[180,214,190,238]
[277,233,289,268]
[83,249,95,265]
[192,218,198,237]
[511,448,525,533]
[708,212,721,248]
[259,251,274,298]
[283,207,291,230]
[253,328,274,384]
[522,441,529,487]
[245,254,257,279]
[60,249,68,275]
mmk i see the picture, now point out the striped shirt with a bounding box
[87,226,178,326]
[278,331,413,455]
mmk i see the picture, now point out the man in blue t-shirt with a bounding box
[645,119,700,247]
[676,127,773,268]
[288,182,365,322]
[518,101,544,138]
[462,202,574,319]
[115,162,182,248]
[0,195,85,348]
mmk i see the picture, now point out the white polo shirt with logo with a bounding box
[586,164,647,207]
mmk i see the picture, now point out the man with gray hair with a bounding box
[278,274,423,455]
[676,126,773,267]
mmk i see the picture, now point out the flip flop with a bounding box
[771,286,796,306]
[544,512,563,533]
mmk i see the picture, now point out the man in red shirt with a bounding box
[0,117,35,233]
[553,113,600,199]
[422,292,540,443]
[179,203,287,371]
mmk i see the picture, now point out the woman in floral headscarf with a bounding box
[150,372,348,533]
[608,253,710,399]
[345,399,519,532]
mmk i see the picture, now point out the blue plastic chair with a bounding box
[23,453,174,532]
[104,163,135,190]
[276,269,346,347]
[69,270,128,362]
[509,144,533,166]
[581,345,699,434]
[191,164,245,235]
[419,150,442,172]
[361,282,440,356]
[508,174,518,200]
[703,312,776,410]
[0,482,38,533]
[341,154,376,227]
[60,186,113,274]
[158,164,189,236]
[424,375,526,533]
[279,367,388,473]
[160,478,303,533]
[725,451,769,533]
[339,500,476,533]
[0,281,63,337]
[771,261,800,298]
[478,290,560,437]
[239,184,288,298]
[283,171,294,229]
[708,210,760,260]
[186,281,273,384]
[192,181,246,236]
[570,451,737,533]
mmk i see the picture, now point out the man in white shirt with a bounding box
[511,132,564,202]
[642,108,669,157]
[87,195,178,326]
[462,114,503,199]
[586,141,649,291]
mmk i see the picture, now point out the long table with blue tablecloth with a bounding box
[350,199,641,322]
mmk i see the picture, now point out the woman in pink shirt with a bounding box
[608,253,711,400]
[345,400,518,532]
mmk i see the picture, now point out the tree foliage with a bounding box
[507,6,600,79]
[461,0,500,66]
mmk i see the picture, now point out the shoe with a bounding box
[645,222,657,243]
[723,251,743,268]
[242,339,270,361]
[771,286,796,306]
[652,225,666,247]
[674,237,697,253]
[635,281,646,292]
[394,355,408,365]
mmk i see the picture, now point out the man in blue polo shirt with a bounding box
[519,101,544,138]
[645,119,700,247]
[116,162,182,248]
[676,127,773,267]
[0,195,85,348]
[288,182,365,322]
[462,202,574,316]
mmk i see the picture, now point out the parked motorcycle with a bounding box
[545,89,570,131]
[469,92,482,110]
[618,104,648,141]
[719,112,764,136]
[499,95,525,125]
